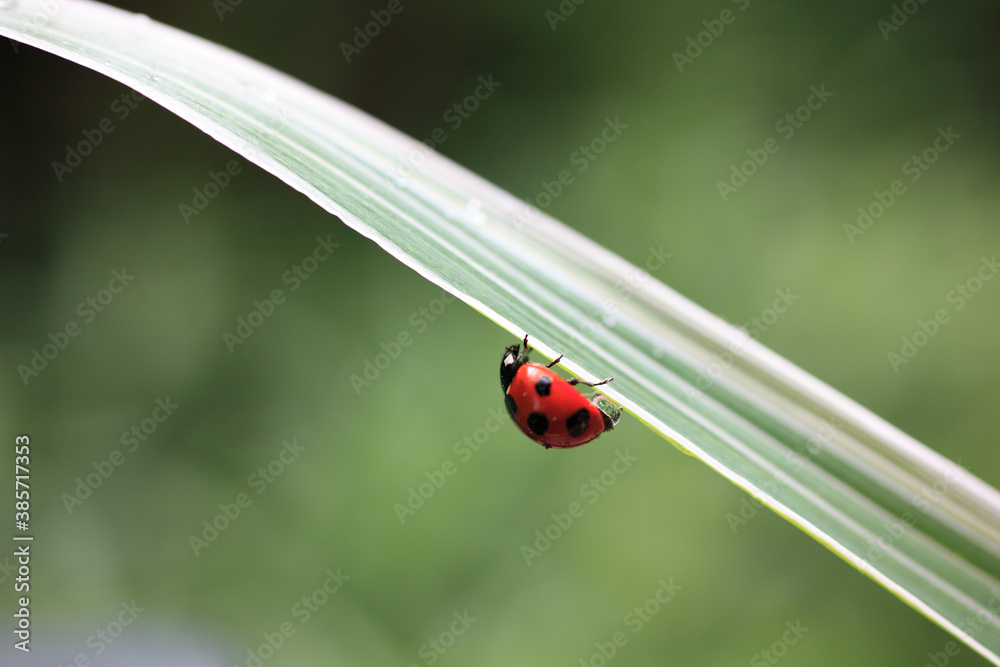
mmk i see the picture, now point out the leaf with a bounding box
[3,0,999,661]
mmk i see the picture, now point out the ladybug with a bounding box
[501,335,621,449]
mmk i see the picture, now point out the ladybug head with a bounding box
[500,341,525,393]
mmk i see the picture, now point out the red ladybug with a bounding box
[501,335,621,449]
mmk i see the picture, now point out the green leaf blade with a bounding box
[4,0,999,661]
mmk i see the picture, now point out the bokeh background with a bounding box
[2,0,999,665]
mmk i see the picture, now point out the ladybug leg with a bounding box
[546,355,563,368]
[569,376,613,388]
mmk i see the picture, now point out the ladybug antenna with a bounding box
[518,334,531,362]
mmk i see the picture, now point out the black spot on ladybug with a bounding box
[566,408,590,437]
[527,412,549,435]
[505,393,518,418]
[534,376,552,397]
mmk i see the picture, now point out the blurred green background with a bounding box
[2,0,999,665]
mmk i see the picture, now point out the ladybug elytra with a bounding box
[501,335,621,449]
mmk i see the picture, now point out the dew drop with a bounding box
[466,199,487,224]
